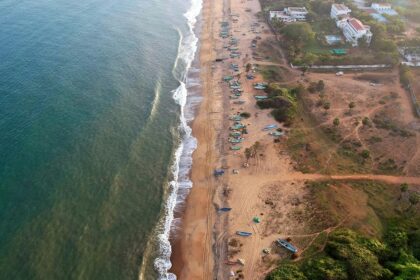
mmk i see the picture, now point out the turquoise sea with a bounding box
[0,0,200,279]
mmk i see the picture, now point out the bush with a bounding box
[272,108,293,125]
[302,257,348,280]
[266,264,307,280]
[361,150,370,159]
[257,96,292,110]
[362,117,370,126]
[240,112,251,118]
[325,229,392,280]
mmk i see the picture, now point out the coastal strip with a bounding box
[170,0,224,278]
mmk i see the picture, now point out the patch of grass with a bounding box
[373,113,414,138]
[367,136,382,144]
[377,158,402,175]
[260,65,290,82]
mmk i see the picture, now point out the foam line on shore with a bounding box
[153,0,202,278]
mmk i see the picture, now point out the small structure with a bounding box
[270,7,308,22]
[337,17,372,47]
[285,7,308,21]
[331,48,347,55]
[330,3,351,19]
[325,35,342,45]
[371,3,398,15]
[399,47,420,66]
[269,11,296,23]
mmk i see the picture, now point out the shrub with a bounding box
[361,150,370,159]
[362,117,370,126]
[266,264,307,280]
[302,257,348,280]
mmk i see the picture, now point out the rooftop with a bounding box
[287,7,308,13]
[332,4,350,11]
[349,18,365,31]
[372,2,392,7]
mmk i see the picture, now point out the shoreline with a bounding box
[170,0,224,277]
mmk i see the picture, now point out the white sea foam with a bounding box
[153,0,202,278]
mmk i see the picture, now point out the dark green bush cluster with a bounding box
[256,84,298,126]
[266,228,420,280]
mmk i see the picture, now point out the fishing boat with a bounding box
[236,231,252,237]
[230,123,245,130]
[276,239,298,253]
[213,169,225,176]
[254,85,266,90]
[263,124,277,131]
[229,138,243,143]
[269,131,284,137]
[254,95,268,100]
[229,115,242,121]
[219,207,232,212]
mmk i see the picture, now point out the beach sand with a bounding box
[169,0,224,278]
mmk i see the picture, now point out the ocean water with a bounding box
[0,0,200,279]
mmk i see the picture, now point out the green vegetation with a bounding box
[373,112,414,138]
[399,65,413,89]
[307,80,325,93]
[256,84,299,126]
[266,181,420,280]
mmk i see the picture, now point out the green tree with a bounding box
[349,102,355,111]
[409,193,419,206]
[400,183,409,193]
[361,149,370,159]
[302,257,348,280]
[333,118,340,126]
[362,117,370,126]
[316,80,325,92]
[323,101,331,114]
[266,264,307,280]
[281,23,315,46]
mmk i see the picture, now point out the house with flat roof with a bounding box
[284,7,308,21]
[330,4,351,19]
[337,18,372,46]
[270,7,308,22]
[269,11,296,22]
[371,3,398,15]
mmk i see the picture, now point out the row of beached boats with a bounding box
[216,15,298,275]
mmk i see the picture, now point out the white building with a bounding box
[338,18,372,46]
[270,7,308,22]
[330,4,352,19]
[284,7,308,21]
[269,11,296,22]
[371,3,398,15]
